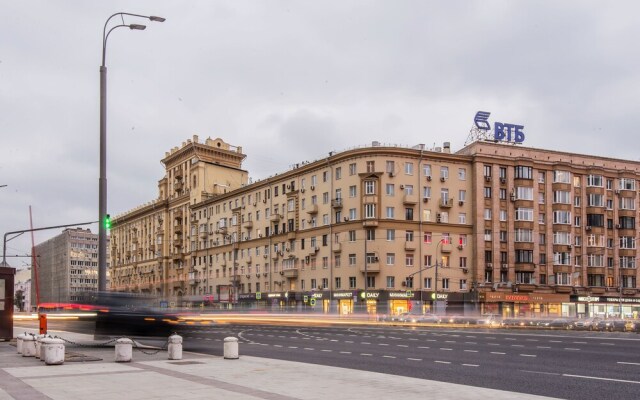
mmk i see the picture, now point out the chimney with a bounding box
[443,142,451,153]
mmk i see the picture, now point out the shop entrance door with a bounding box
[0,267,16,340]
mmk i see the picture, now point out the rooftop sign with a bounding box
[473,111,525,144]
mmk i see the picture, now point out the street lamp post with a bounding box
[433,238,447,314]
[98,12,165,292]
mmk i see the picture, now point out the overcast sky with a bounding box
[2,1,640,269]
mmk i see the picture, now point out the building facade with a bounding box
[14,267,31,311]
[32,228,103,305]
[109,136,640,319]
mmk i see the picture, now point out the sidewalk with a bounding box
[1,328,558,400]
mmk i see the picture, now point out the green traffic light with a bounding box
[104,214,111,230]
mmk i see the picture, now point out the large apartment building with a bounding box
[109,136,640,319]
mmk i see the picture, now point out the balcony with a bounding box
[439,198,453,208]
[287,232,297,240]
[174,239,183,248]
[440,243,452,253]
[404,242,416,251]
[306,205,318,215]
[333,243,342,253]
[199,230,208,239]
[359,263,380,273]
[171,253,183,261]
[174,181,184,191]
[283,268,299,278]
[516,283,536,292]
[271,214,282,222]
[515,263,535,272]
[174,224,183,234]
[554,285,573,294]
[402,194,418,205]
[362,219,378,228]
[331,198,343,209]
[589,287,606,295]
[174,169,183,179]
[243,220,253,229]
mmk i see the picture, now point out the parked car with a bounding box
[573,317,602,331]
[476,314,501,327]
[596,319,628,332]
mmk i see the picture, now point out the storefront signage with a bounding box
[267,293,282,298]
[474,111,525,144]
[389,291,414,299]
[312,293,323,299]
[332,292,354,299]
[360,291,380,299]
[431,293,449,300]
[572,295,640,304]
[481,292,569,303]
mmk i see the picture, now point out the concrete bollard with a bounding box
[43,338,65,365]
[115,338,133,362]
[224,337,239,360]
[168,334,183,360]
[22,335,37,357]
[35,335,47,359]
[40,338,53,362]
[16,333,27,354]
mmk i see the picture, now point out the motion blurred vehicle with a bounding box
[80,292,179,339]
[573,317,602,331]
[546,318,573,329]
[595,319,628,332]
[415,314,442,324]
[476,314,501,327]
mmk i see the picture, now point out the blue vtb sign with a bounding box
[474,111,525,144]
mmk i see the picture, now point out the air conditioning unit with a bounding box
[457,245,464,250]
[500,177,506,184]
[440,177,446,182]
[616,224,621,229]
[305,256,310,264]
[399,185,405,190]
[263,254,268,258]
[615,189,620,195]
[436,213,442,223]
[510,194,516,202]
[263,199,267,203]
[343,217,350,222]
[458,200,464,206]
[300,188,305,193]
[373,256,379,262]
[388,172,395,177]
[426,176,432,181]
[586,226,592,230]
[287,184,291,189]
[253,202,257,206]
[259,233,263,238]
[423,197,429,203]
[314,246,320,252]
[310,185,315,191]
[256,273,260,277]
[279,271,284,275]
[485,176,491,182]
[462,268,468,274]
[486,263,493,268]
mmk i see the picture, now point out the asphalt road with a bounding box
[180,324,640,400]
[15,319,640,400]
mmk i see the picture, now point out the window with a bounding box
[515,208,533,221]
[458,168,466,180]
[366,161,375,173]
[553,210,572,225]
[458,213,466,224]
[349,254,357,266]
[514,166,533,179]
[484,229,492,241]
[619,197,636,210]
[587,193,604,207]
[405,162,414,175]
[365,181,375,195]
[386,253,395,265]
[386,229,395,241]
[349,277,356,288]
[335,167,342,180]
[348,231,356,242]
[573,176,581,187]
[349,185,357,197]
[484,187,492,198]
[424,277,432,289]
[386,160,395,174]
[405,207,414,220]
[423,232,432,243]
[386,184,394,196]
[405,254,414,267]
[499,167,507,179]
[499,210,507,221]
[515,229,533,242]
[553,191,571,204]
[349,163,357,175]
[405,230,414,242]
[483,165,492,178]
[587,174,603,187]
[539,192,545,204]
[620,178,636,190]
[386,207,394,219]
[423,186,432,199]
[335,277,341,289]
[538,171,545,183]
[484,208,492,220]
[423,164,432,178]
[499,188,507,200]
[458,190,466,202]
[459,279,467,290]
[440,166,449,180]
[553,170,571,183]
[442,278,449,290]
[386,276,395,288]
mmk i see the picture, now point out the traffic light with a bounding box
[104,214,112,230]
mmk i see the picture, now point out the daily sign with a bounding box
[474,111,525,144]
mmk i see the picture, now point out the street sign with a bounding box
[256,292,261,300]
[309,298,316,306]
[303,295,308,303]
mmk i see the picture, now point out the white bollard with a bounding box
[35,335,46,359]
[22,335,37,357]
[16,333,27,354]
[224,337,239,360]
[115,338,133,362]
[43,338,65,365]
[40,338,53,362]
[168,334,183,360]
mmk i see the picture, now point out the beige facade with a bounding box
[109,137,640,317]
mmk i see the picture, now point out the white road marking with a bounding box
[520,354,537,357]
[378,343,389,346]
[304,348,314,350]
[340,351,351,354]
[526,339,539,342]
[537,346,551,349]
[563,374,640,384]
[418,346,430,349]
[440,348,453,351]
[321,350,332,352]
[462,364,479,367]
[601,343,614,346]
[382,355,396,359]
[435,361,451,364]
[505,338,516,341]
[464,350,478,353]
[465,342,477,345]
[511,345,524,347]
[288,346,298,349]
[397,344,408,347]
[550,340,562,343]
[361,353,373,356]
[408,358,422,361]
[564,348,580,351]
[274,345,283,348]
[361,342,371,345]
[617,362,640,366]
[488,343,500,346]
[491,352,506,355]
[573,341,587,344]
[445,340,456,343]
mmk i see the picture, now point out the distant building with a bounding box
[14,267,32,311]
[32,228,107,305]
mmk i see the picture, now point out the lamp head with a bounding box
[129,24,147,30]
[149,16,166,22]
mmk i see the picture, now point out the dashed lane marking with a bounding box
[418,346,430,349]
[440,348,453,351]
[464,350,478,353]
[520,354,537,357]
[617,362,640,366]
[382,355,396,359]
[435,361,451,364]
[491,352,506,355]
[361,353,373,356]
[463,364,480,367]
[408,358,422,361]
